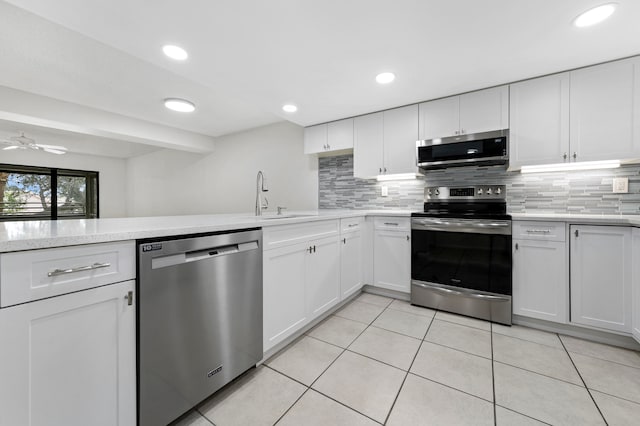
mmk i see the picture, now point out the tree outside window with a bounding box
[0,165,98,220]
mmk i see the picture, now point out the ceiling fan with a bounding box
[0,132,67,155]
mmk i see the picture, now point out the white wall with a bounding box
[126,121,318,216]
[1,150,127,218]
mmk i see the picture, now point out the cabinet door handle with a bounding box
[406,235,410,241]
[125,291,133,306]
[342,238,346,244]
[379,167,382,173]
[563,152,567,160]
[384,167,387,173]
[307,246,313,253]
[313,245,316,253]
[454,130,459,135]
[575,229,579,237]
[515,243,519,250]
[573,152,577,160]
[48,262,111,277]
[327,144,330,150]
[460,129,465,134]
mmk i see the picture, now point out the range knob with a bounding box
[435,189,440,196]
[427,189,432,196]
[477,188,483,195]
[496,187,502,195]
[486,188,493,195]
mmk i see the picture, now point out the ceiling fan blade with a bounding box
[36,143,68,151]
[42,147,66,155]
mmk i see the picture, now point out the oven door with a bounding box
[411,217,512,324]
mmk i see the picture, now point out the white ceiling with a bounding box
[1,0,640,141]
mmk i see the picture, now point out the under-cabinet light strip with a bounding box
[520,160,620,174]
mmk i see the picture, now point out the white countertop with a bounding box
[0,210,413,253]
[1,210,638,253]
[511,213,640,226]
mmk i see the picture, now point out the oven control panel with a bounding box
[425,185,506,201]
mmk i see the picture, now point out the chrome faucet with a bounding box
[255,171,269,216]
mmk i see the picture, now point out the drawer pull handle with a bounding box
[525,229,551,234]
[48,262,111,277]
[384,222,399,226]
[347,223,358,227]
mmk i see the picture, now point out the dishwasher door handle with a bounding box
[151,240,259,269]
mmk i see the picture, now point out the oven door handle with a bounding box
[414,282,511,302]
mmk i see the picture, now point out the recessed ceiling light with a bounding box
[282,104,298,113]
[162,45,188,60]
[574,3,617,28]
[376,72,395,84]
[164,98,196,112]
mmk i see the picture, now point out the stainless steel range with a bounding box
[411,185,512,325]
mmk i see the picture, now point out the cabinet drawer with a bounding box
[340,217,365,233]
[263,220,339,250]
[513,221,565,242]
[373,217,410,231]
[1,241,136,307]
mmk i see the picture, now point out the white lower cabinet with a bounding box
[570,225,633,333]
[512,221,568,323]
[306,236,340,317]
[632,228,640,343]
[340,229,363,299]
[0,280,136,426]
[373,218,411,293]
[263,241,308,352]
[513,239,568,323]
[263,221,340,352]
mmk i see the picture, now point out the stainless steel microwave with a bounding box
[416,129,508,171]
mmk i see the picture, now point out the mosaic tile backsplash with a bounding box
[318,154,640,215]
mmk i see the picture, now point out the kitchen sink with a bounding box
[260,214,317,220]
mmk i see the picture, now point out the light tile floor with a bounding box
[174,293,640,426]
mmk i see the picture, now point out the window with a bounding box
[0,164,98,220]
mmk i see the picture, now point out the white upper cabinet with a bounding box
[304,118,354,154]
[354,112,384,177]
[354,106,419,178]
[509,73,570,169]
[510,57,640,169]
[383,104,420,174]
[570,58,638,162]
[419,85,508,140]
[459,86,509,135]
[419,96,459,140]
[303,124,327,154]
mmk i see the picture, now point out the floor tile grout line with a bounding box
[491,330,566,350]
[385,305,436,318]
[369,323,427,341]
[301,305,392,426]
[585,388,640,406]
[271,387,310,426]
[558,335,608,425]
[422,337,492,360]
[494,404,554,426]
[493,359,590,389]
[406,371,494,405]
[491,323,497,426]
[308,388,385,425]
[562,348,640,371]
[434,316,492,332]
[192,408,217,426]
[382,314,435,425]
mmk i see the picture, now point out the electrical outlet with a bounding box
[381,185,388,197]
[612,177,628,193]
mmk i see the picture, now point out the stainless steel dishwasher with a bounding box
[137,228,263,426]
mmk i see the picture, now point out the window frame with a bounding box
[0,163,99,221]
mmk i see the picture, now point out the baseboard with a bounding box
[362,284,410,301]
[513,315,640,351]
